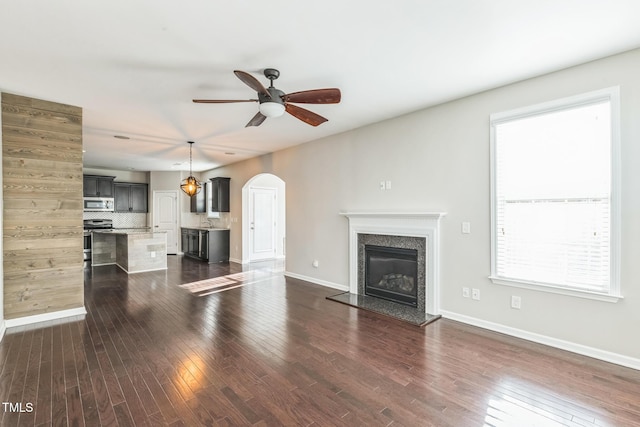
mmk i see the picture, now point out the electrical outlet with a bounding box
[462,287,470,298]
[511,296,522,309]
[312,260,319,268]
[472,288,480,300]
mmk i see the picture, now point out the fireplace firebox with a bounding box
[364,245,418,307]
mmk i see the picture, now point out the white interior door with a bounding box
[250,187,276,261]
[153,190,178,254]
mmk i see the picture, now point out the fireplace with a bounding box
[341,211,446,317]
[331,212,445,325]
[365,245,418,307]
[358,233,426,311]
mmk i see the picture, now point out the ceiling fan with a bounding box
[193,68,341,127]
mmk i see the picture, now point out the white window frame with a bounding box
[489,87,622,302]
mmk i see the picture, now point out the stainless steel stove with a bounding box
[83,219,113,262]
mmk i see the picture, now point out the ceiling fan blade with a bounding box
[285,103,328,127]
[193,99,257,103]
[284,88,341,104]
[234,70,271,98]
[245,112,267,127]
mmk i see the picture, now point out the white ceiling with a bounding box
[2,1,639,173]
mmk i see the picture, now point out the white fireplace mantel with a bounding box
[340,211,446,315]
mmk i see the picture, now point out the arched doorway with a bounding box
[241,173,286,263]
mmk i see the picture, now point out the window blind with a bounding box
[493,100,612,293]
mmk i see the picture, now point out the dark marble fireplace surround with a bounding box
[358,234,427,311]
[328,231,438,326]
[329,211,444,326]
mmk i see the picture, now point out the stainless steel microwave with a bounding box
[83,197,114,212]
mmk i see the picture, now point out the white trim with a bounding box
[489,86,621,299]
[0,321,5,342]
[489,86,620,124]
[339,211,446,220]
[489,276,623,303]
[4,307,87,329]
[440,310,640,371]
[284,271,348,292]
[340,211,446,315]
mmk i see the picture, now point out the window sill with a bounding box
[488,276,623,303]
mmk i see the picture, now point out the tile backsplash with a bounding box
[83,212,147,228]
[196,212,231,229]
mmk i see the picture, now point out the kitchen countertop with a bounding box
[93,228,166,234]
[181,227,230,232]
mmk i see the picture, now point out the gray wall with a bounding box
[204,48,640,364]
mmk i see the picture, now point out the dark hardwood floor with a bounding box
[1,255,639,426]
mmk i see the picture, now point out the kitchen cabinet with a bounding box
[181,228,230,263]
[190,182,207,213]
[210,177,230,213]
[83,175,115,197]
[206,229,230,263]
[115,183,148,212]
[181,229,199,258]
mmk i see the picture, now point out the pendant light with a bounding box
[180,141,202,197]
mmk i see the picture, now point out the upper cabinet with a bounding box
[83,175,115,197]
[210,177,230,213]
[114,183,148,212]
[190,182,207,213]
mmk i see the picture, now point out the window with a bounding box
[489,87,621,301]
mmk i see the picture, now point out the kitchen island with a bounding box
[91,229,167,273]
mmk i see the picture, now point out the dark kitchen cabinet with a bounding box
[210,177,230,213]
[206,229,230,263]
[130,184,148,212]
[83,175,115,197]
[181,228,229,263]
[190,182,207,213]
[181,229,199,258]
[182,228,203,259]
[181,229,190,256]
[114,183,148,212]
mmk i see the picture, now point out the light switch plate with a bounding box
[462,222,471,234]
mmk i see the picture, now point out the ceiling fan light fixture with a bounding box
[180,141,201,197]
[194,69,340,127]
[259,101,285,118]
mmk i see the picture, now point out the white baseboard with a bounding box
[440,310,640,371]
[0,320,5,343]
[284,271,349,292]
[5,307,87,331]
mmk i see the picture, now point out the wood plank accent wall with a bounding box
[2,92,84,319]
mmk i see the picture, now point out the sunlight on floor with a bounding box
[483,378,601,427]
